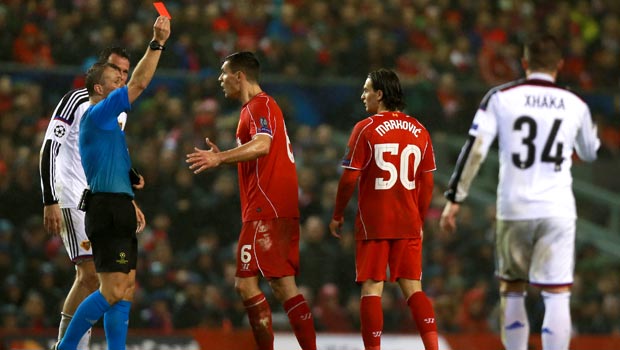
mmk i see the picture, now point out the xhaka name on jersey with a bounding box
[375,119,422,137]
[524,94,565,110]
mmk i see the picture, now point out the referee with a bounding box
[39,46,143,350]
[55,16,170,350]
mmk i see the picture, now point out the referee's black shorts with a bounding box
[85,192,138,274]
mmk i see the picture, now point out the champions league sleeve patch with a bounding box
[341,146,351,166]
[257,117,272,135]
[53,125,67,138]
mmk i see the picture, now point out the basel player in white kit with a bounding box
[330,68,438,350]
[440,34,600,350]
[39,47,142,350]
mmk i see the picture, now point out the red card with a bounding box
[153,2,171,19]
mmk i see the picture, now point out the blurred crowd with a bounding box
[1,0,620,338]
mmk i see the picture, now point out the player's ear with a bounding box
[94,83,103,95]
[520,58,528,71]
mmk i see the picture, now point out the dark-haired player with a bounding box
[330,68,439,350]
[186,51,317,350]
[440,34,600,350]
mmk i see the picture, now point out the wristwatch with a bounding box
[149,40,165,51]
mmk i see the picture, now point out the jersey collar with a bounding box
[526,72,554,82]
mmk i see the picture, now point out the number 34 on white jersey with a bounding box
[449,75,600,221]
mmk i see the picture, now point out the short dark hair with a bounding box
[523,34,562,71]
[368,68,406,111]
[223,51,260,82]
[97,47,130,63]
[85,62,118,96]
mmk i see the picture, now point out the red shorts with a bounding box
[356,238,422,283]
[236,217,300,279]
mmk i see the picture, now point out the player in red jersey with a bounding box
[330,69,439,350]
[186,51,316,350]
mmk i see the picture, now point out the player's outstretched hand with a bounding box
[186,139,222,174]
[329,217,344,239]
[205,137,220,153]
[439,202,460,234]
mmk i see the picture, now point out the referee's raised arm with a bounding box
[126,16,171,104]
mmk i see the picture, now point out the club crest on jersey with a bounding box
[257,233,273,251]
[258,117,272,135]
[53,125,66,138]
[80,240,91,251]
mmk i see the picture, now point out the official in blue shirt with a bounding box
[80,85,133,196]
[56,15,170,350]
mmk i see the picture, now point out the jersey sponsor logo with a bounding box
[258,117,272,135]
[374,119,421,137]
[524,94,565,109]
[116,251,129,264]
[53,125,67,138]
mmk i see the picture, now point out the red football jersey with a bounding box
[342,111,436,240]
[236,92,299,222]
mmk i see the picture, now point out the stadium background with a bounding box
[0,1,619,349]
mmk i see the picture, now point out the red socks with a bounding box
[360,295,383,350]
[407,292,438,350]
[283,294,317,350]
[244,293,274,350]
[358,292,438,350]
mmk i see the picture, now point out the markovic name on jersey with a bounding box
[375,119,422,137]
[525,94,565,110]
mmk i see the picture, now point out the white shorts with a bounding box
[496,218,575,287]
[60,208,93,263]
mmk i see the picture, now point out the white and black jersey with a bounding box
[39,88,128,208]
[445,73,600,220]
